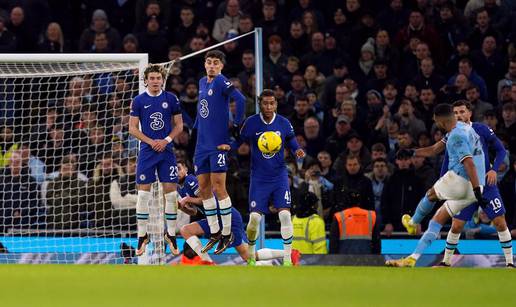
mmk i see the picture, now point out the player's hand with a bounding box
[154,139,168,152]
[486,170,497,186]
[295,149,306,159]
[217,144,231,151]
[473,186,487,208]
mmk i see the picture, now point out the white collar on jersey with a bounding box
[260,112,276,125]
[145,89,163,97]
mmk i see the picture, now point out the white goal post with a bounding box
[0,53,172,264]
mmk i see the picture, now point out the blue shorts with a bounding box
[454,184,506,221]
[193,151,228,175]
[136,149,178,184]
[249,177,291,214]
[197,208,247,248]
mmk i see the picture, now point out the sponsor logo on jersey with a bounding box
[199,99,209,118]
[162,102,168,109]
[144,105,151,109]
[208,89,213,96]
[255,132,263,135]
[140,174,146,181]
[262,152,277,159]
[250,201,256,208]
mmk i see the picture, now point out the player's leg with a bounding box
[195,152,222,252]
[441,218,467,266]
[159,155,180,255]
[387,187,451,267]
[134,156,157,256]
[404,173,459,233]
[180,220,213,262]
[246,179,268,264]
[492,215,514,267]
[403,192,436,234]
[211,165,234,253]
[272,180,294,266]
[482,187,514,267]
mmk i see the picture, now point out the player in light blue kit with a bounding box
[239,89,305,266]
[401,100,514,267]
[386,103,486,267]
[194,50,246,254]
[129,64,183,256]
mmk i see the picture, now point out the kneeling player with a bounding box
[239,89,305,266]
[129,64,183,256]
[177,166,300,265]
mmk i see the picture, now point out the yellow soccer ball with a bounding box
[257,131,282,155]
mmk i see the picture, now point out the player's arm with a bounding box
[128,116,157,148]
[452,133,485,205]
[414,139,445,157]
[285,121,305,158]
[222,78,246,126]
[486,127,506,185]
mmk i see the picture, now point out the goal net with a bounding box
[0,54,171,264]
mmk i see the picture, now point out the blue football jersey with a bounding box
[445,121,486,185]
[178,174,200,198]
[195,74,235,153]
[130,90,182,152]
[441,122,505,177]
[240,113,298,181]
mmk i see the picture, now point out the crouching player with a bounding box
[177,161,300,265]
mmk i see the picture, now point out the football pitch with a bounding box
[2,265,515,307]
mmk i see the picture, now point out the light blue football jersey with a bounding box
[445,121,485,185]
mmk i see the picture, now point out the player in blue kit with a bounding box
[176,161,301,265]
[401,100,514,267]
[387,104,486,267]
[239,89,305,266]
[129,64,183,256]
[194,50,246,254]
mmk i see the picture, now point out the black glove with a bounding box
[473,186,487,208]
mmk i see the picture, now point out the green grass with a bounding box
[1,265,515,307]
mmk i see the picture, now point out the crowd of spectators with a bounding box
[1,0,516,244]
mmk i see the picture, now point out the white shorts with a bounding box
[433,171,480,216]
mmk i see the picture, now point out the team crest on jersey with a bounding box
[162,102,168,109]
[250,201,256,208]
[139,174,146,181]
[208,89,213,96]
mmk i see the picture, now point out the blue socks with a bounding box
[411,220,443,259]
[411,195,436,224]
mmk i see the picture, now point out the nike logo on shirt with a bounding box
[144,105,151,109]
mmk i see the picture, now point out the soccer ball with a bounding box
[257,131,282,155]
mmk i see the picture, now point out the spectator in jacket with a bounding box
[79,9,121,53]
[212,0,240,42]
[333,155,374,212]
[45,155,88,229]
[381,149,425,236]
[0,152,40,233]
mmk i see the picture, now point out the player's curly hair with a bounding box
[143,64,166,81]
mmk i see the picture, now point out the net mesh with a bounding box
[0,57,172,264]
